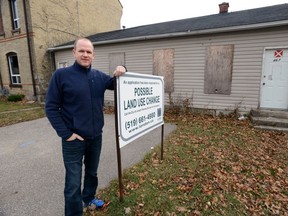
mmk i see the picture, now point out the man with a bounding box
[45,38,126,216]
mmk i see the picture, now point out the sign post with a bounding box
[114,72,164,201]
[114,78,124,202]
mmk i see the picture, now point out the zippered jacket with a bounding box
[45,61,114,140]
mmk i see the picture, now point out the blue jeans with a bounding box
[61,135,102,216]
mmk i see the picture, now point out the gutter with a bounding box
[48,20,288,52]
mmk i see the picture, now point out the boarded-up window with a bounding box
[153,49,174,93]
[109,52,125,76]
[204,45,234,95]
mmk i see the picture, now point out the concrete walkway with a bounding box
[0,115,176,216]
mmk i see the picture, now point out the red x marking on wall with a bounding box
[274,50,283,58]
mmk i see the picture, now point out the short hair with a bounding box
[73,38,94,50]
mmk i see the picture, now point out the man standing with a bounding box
[45,38,126,216]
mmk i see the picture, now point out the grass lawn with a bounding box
[0,100,287,215]
[0,100,45,127]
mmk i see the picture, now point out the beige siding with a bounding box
[53,28,288,113]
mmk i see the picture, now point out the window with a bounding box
[10,0,20,30]
[58,62,68,68]
[153,49,174,93]
[204,45,234,95]
[109,53,125,76]
[7,53,21,85]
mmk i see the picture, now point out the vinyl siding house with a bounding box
[48,3,288,115]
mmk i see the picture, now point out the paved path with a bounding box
[0,115,176,216]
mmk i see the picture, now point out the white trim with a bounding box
[264,46,288,50]
[8,54,21,84]
[260,47,288,109]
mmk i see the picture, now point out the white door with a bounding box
[260,49,288,109]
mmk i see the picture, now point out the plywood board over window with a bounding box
[204,45,234,95]
[153,49,174,93]
[109,52,125,76]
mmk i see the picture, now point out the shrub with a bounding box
[7,94,25,102]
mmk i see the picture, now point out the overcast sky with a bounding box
[120,0,288,28]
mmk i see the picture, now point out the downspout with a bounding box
[23,0,37,98]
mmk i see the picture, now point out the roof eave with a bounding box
[48,20,288,52]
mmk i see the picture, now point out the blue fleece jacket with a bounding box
[45,61,114,140]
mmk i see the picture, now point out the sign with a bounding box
[116,72,164,148]
[274,49,283,58]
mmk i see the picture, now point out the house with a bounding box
[48,3,288,114]
[0,0,123,101]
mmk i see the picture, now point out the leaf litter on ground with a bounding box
[86,110,288,215]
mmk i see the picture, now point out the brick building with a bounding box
[0,0,123,101]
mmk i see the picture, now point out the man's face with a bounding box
[73,39,94,68]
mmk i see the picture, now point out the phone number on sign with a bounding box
[124,112,156,130]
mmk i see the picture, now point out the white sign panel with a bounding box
[117,72,164,148]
